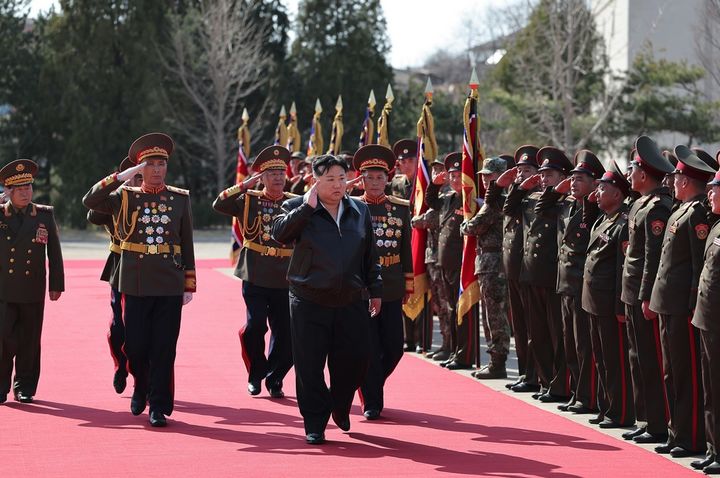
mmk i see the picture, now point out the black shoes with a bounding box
[622,426,646,440]
[692,455,716,470]
[415,345,424,354]
[704,461,720,475]
[511,381,540,393]
[363,409,381,420]
[247,381,261,396]
[670,446,704,458]
[472,364,507,379]
[588,414,605,425]
[633,432,668,444]
[505,377,524,390]
[403,343,416,352]
[566,404,594,414]
[431,350,451,362]
[654,441,675,454]
[306,432,325,445]
[444,361,473,370]
[13,391,33,403]
[598,418,625,429]
[130,390,147,416]
[266,382,284,399]
[149,410,167,427]
[538,393,568,403]
[332,411,350,432]
[113,371,127,394]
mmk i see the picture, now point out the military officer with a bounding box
[352,144,412,420]
[213,145,296,399]
[390,139,417,201]
[620,136,674,439]
[83,133,196,427]
[0,159,64,404]
[536,151,604,413]
[288,151,309,195]
[495,145,540,392]
[425,152,465,369]
[648,145,715,457]
[460,157,511,379]
[86,156,142,394]
[582,168,635,429]
[691,170,720,474]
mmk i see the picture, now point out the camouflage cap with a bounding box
[478,157,508,175]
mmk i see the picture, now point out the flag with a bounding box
[327,95,343,155]
[457,70,485,325]
[403,81,437,320]
[231,109,251,265]
[376,84,394,147]
[274,105,288,147]
[358,90,376,148]
[307,99,323,157]
[285,102,301,178]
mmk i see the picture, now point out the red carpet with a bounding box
[0,259,696,477]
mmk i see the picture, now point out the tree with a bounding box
[288,0,393,149]
[159,0,272,193]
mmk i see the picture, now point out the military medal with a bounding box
[696,224,709,240]
[35,224,49,244]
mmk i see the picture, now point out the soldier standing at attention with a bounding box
[0,159,64,404]
[535,151,604,413]
[582,168,635,429]
[691,170,720,474]
[648,145,715,457]
[426,153,467,369]
[354,145,413,420]
[83,133,196,427]
[620,136,674,439]
[460,157,511,379]
[495,146,540,392]
[86,157,142,394]
[212,146,296,399]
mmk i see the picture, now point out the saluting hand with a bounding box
[519,174,541,191]
[0,191,7,204]
[305,183,318,209]
[432,171,447,186]
[555,177,572,195]
[587,189,599,203]
[118,162,146,183]
[242,173,262,190]
[496,167,518,188]
[346,175,364,192]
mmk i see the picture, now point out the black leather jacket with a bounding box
[272,195,383,307]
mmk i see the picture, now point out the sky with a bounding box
[29,0,511,68]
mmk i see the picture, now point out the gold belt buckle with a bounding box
[266,246,277,257]
[147,244,158,254]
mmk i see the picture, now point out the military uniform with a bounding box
[693,177,720,471]
[461,159,511,378]
[213,145,296,397]
[0,159,65,403]
[621,136,674,437]
[537,151,604,411]
[425,153,465,367]
[83,133,195,424]
[649,146,715,454]
[582,172,634,427]
[353,144,413,418]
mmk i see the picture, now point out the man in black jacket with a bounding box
[272,154,383,445]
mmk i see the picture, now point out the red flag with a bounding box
[231,139,249,265]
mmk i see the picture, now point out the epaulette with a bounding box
[387,195,410,207]
[34,204,54,212]
[124,186,142,193]
[166,185,189,196]
[284,192,300,199]
[247,189,264,197]
[528,192,543,200]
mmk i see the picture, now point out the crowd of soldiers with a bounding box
[3,130,720,458]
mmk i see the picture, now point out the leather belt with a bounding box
[379,254,401,267]
[120,241,181,255]
[243,239,292,257]
[109,242,122,254]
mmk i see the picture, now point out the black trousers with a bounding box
[440,267,462,363]
[625,302,669,434]
[402,311,421,349]
[289,292,370,434]
[0,301,45,396]
[108,287,127,378]
[660,313,705,452]
[562,294,597,409]
[512,280,537,383]
[589,314,634,425]
[123,295,183,415]
[700,330,720,456]
[526,285,569,396]
[360,299,404,412]
[240,282,293,387]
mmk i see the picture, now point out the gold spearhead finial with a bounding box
[279,105,287,117]
[385,84,394,103]
[469,67,479,89]
[289,101,297,116]
[335,95,343,111]
[368,90,376,108]
[424,77,434,95]
[314,98,322,114]
[242,108,250,122]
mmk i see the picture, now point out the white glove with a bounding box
[182,292,193,305]
[117,162,145,183]
[0,191,7,204]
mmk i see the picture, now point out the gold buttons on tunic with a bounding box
[9,269,13,274]
[9,258,14,263]
[25,271,29,275]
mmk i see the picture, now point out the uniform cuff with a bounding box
[404,273,414,294]
[99,172,119,188]
[222,184,243,199]
[184,270,197,292]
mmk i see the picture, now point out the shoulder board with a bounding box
[247,190,264,197]
[124,186,142,193]
[387,195,410,207]
[166,185,189,195]
[34,204,54,212]
[528,192,543,200]
[284,192,300,199]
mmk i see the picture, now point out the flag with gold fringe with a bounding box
[274,105,288,147]
[327,95,343,155]
[231,108,251,265]
[403,78,437,320]
[358,90,376,148]
[458,68,484,325]
[307,99,323,157]
[376,84,394,148]
[285,102,301,178]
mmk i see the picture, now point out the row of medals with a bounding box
[374,204,402,249]
[136,202,172,244]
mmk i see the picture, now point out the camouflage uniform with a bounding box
[411,208,452,358]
